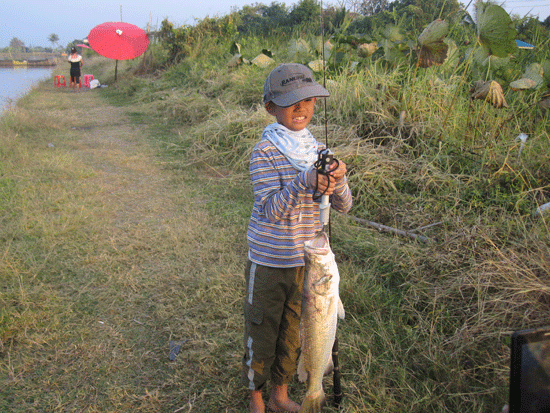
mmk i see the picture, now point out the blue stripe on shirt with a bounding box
[247,138,352,268]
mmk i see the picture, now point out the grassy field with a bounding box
[1,42,549,413]
[0,66,254,412]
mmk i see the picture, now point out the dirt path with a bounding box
[2,84,248,412]
[69,91,180,228]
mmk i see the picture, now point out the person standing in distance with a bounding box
[68,47,83,90]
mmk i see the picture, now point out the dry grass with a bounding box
[2,54,550,413]
[0,71,251,412]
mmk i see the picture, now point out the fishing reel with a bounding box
[313,148,339,227]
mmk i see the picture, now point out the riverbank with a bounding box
[0,73,251,411]
[0,52,59,67]
[0,59,57,67]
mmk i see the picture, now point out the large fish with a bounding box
[298,231,345,413]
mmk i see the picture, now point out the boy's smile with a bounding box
[267,98,317,131]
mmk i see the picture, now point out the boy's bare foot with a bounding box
[250,390,265,413]
[268,383,300,412]
[266,397,300,412]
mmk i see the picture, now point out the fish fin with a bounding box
[297,354,307,383]
[324,357,334,376]
[299,389,326,413]
[337,298,345,320]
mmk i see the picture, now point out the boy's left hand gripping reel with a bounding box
[315,148,334,229]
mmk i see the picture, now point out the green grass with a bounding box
[1,27,549,412]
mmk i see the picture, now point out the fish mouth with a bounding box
[304,231,331,255]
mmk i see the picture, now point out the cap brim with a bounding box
[271,84,330,107]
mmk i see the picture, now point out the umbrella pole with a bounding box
[115,60,118,82]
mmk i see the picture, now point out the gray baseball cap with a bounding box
[263,63,330,107]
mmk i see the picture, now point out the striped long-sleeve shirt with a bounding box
[247,138,353,268]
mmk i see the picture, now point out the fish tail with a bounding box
[298,389,325,413]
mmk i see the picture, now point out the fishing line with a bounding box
[320,0,328,149]
[319,0,332,243]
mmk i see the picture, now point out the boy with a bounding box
[242,63,352,413]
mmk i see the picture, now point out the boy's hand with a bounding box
[310,160,347,196]
[328,160,347,182]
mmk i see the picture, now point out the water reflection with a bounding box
[0,67,54,114]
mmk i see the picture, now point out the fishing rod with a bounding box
[316,0,332,240]
[318,0,343,408]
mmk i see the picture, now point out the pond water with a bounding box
[0,67,54,114]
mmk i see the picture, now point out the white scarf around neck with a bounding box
[262,123,319,171]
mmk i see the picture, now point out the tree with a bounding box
[263,2,289,28]
[388,0,463,27]
[236,4,268,35]
[288,0,321,30]
[361,0,389,16]
[66,39,85,54]
[9,37,25,50]
[323,5,348,32]
[340,0,362,14]
[48,33,59,49]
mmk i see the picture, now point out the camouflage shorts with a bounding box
[241,260,304,390]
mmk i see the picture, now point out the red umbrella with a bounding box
[88,21,149,81]
[88,22,149,60]
[76,44,90,49]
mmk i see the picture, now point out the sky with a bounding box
[0,0,298,49]
[0,0,549,49]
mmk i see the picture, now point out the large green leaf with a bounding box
[417,19,449,68]
[381,25,405,43]
[251,53,274,68]
[541,60,550,84]
[417,42,448,68]
[476,3,517,58]
[288,38,311,60]
[441,39,459,70]
[418,19,449,46]
[510,78,537,91]
[482,55,511,72]
[333,34,371,46]
[467,43,491,66]
[308,59,325,72]
[313,38,332,60]
[357,42,378,58]
[523,63,545,89]
[331,46,350,67]
[465,44,491,80]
